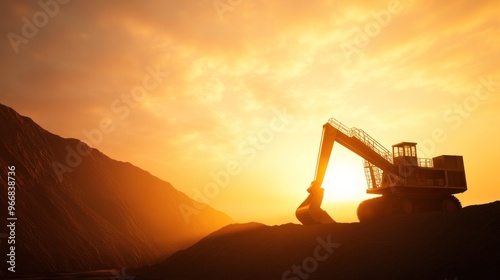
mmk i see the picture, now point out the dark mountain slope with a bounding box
[0,103,233,275]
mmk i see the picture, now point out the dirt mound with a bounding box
[139,202,500,280]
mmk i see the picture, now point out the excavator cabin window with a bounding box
[393,142,417,158]
[404,145,416,157]
[394,146,404,158]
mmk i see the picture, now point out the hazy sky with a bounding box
[1,0,499,224]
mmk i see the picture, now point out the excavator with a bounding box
[296,118,467,224]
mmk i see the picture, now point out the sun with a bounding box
[321,148,372,202]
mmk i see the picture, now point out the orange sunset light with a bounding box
[1,0,499,225]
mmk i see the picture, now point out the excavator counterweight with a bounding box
[296,118,467,225]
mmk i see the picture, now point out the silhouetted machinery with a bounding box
[296,118,467,224]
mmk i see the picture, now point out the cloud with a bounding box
[1,0,499,222]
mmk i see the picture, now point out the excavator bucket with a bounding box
[296,184,335,224]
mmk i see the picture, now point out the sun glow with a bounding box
[321,148,371,202]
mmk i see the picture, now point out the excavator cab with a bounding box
[392,142,418,167]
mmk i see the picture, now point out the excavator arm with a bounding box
[295,125,337,224]
[296,119,397,225]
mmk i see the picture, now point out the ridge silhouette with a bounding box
[0,103,233,275]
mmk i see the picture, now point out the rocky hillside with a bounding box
[0,103,233,275]
[139,202,500,280]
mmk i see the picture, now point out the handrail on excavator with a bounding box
[327,118,392,163]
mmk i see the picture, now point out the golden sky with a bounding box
[1,0,499,224]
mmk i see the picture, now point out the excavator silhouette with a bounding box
[296,118,467,224]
